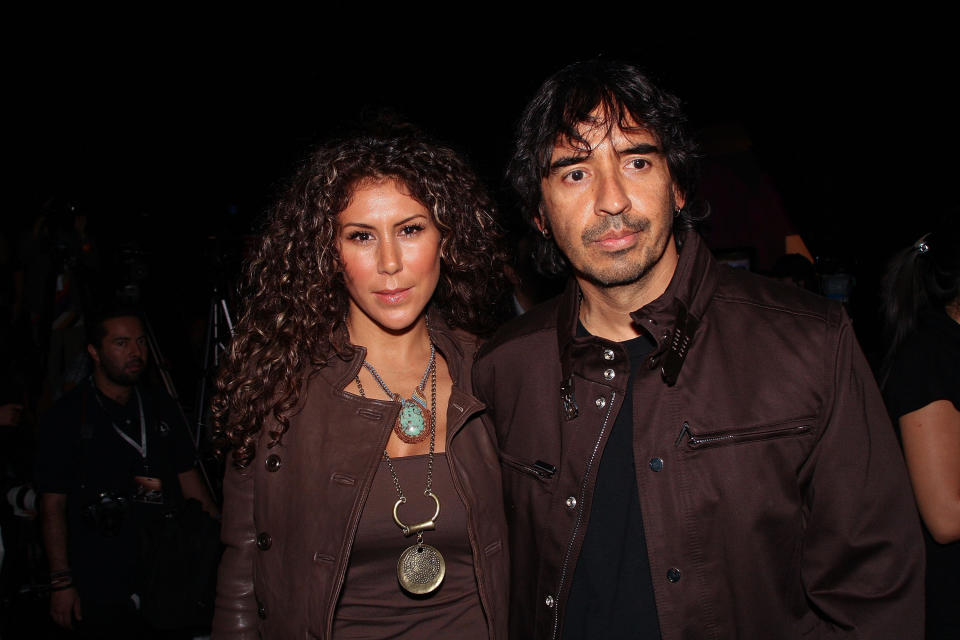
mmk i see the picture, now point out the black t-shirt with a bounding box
[35,380,195,604]
[884,310,960,419]
[563,327,660,640]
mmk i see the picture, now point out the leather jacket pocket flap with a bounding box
[676,416,814,450]
[500,451,556,482]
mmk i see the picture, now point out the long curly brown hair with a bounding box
[213,130,508,468]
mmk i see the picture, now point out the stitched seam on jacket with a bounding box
[710,295,829,321]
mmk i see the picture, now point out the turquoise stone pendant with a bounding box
[393,389,431,444]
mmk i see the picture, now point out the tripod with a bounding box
[142,312,218,501]
[192,289,234,492]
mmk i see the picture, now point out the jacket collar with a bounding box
[313,309,482,438]
[556,231,719,387]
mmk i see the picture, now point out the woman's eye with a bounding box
[347,231,372,243]
[400,224,424,236]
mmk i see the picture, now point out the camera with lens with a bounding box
[82,491,129,537]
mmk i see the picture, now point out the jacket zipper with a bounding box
[551,390,616,640]
[675,421,812,449]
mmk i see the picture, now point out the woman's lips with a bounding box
[374,288,411,304]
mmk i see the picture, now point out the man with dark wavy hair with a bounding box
[474,59,924,639]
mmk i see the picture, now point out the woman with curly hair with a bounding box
[211,128,510,639]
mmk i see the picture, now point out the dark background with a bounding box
[7,27,955,377]
[2,23,955,636]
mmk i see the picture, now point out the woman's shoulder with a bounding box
[896,312,960,373]
[885,312,960,417]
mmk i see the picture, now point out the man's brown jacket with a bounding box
[474,232,924,639]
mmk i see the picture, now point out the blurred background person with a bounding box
[35,310,218,639]
[880,219,960,639]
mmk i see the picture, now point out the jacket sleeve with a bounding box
[211,460,258,639]
[800,311,925,637]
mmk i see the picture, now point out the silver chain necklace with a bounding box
[361,343,435,444]
[355,347,445,595]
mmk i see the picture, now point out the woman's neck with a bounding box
[346,311,432,367]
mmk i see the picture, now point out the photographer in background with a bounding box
[35,310,217,638]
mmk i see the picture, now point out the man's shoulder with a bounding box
[139,385,179,411]
[709,265,842,328]
[138,386,192,439]
[478,295,563,360]
[40,384,90,432]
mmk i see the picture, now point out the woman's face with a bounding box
[338,179,442,334]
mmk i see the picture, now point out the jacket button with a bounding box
[257,602,266,619]
[265,454,281,472]
[257,532,272,550]
[667,567,682,583]
[603,348,615,361]
[545,594,555,608]
[565,496,577,509]
[595,397,606,409]
[603,368,615,381]
[649,457,664,472]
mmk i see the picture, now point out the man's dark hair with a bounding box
[507,59,707,276]
[85,309,144,349]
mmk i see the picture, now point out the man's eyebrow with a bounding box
[617,143,660,156]
[549,153,590,172]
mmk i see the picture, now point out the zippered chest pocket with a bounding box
[675,417,815,450]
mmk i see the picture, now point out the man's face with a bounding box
[87,316,148,387]
[538,113,684,291]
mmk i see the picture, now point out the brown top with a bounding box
[332,453,486,638]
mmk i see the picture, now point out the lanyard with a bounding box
[91,381,147,459]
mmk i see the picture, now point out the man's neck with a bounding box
[577,271,677,343]
[576,283,648,342]
[93,371,133,405]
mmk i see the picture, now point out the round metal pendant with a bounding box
[397,543,445,594]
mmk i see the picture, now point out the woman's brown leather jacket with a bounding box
[211,326,508,639]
